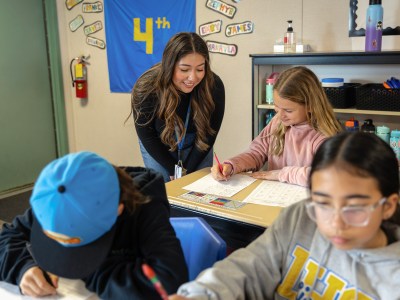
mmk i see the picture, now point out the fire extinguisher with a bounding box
[70,55,90,98]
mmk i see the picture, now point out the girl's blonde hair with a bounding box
[131,32,216,152]
[271,66,342,155]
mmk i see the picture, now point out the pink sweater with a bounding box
[227,116,327,187]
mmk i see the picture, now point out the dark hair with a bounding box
[310,131,400,224]
[114,167,150,213]
[132,32,215,152]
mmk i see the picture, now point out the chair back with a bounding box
[170,217,227,280]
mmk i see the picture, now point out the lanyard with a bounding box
[175,99,191,162]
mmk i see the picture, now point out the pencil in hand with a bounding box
[213,151,223,174]
[142,263,169,300]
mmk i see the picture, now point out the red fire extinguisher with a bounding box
[70,55,90,99]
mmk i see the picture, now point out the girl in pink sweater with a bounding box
[212,66,342,186]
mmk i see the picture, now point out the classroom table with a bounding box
[166,168,284,251]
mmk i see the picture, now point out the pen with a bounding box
[142,263,168,300]
[42,269,55,287]
[213,151,223,173]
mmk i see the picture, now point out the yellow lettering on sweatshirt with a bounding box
[276,245,374,300]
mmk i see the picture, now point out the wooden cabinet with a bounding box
[250,52,400,138]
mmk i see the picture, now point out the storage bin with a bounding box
[355,83,400,111]
[323,83,361,108]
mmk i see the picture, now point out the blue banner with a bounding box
[104,0,196,93]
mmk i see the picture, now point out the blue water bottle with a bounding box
[390,130,400,166]
[376,125,390,143]
[265,109,275,126]
[365,0,383,52]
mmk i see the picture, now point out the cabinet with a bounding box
[250,51,400,138]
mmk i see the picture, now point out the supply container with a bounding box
[355,83,400,111]
[322,80,361,108]
[361,119,376,133]
[376,125,390,143]
[365,0,383,52]
[390,129,400,165]
[321,78,344,88]
[345,117,359,132]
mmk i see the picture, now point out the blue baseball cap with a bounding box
[29,151,120,278]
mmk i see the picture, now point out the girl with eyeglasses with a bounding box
[170,131,400,299]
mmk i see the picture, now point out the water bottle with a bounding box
[345,117,359,132]
[265,109,275,126]
[266,79,274,104]
[390,130,400,165]
[365,0,383,52]
[376,125,390,143]
[361,119,375,134]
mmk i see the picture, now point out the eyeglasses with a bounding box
[305,197,387,227]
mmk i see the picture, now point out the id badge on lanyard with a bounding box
[174,159,187,180]
[174,99,191,180]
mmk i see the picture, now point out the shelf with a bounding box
[250,51,400,65]
[251,52,400,137]
[257,104,400,116]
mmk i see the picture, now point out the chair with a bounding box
[170,217,227,281]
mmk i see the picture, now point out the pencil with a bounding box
[142,263,168,300]
[213,151,223,173]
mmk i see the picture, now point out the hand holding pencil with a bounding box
[211,152,233,181]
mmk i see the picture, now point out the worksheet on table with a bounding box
[0,278,99,300]
[243,180,308,207]
[182,173,257,197]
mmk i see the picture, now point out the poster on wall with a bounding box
[104,0,195,93]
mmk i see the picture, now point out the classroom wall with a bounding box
[56,0,400,166]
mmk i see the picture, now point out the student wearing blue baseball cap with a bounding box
[0,151,188,299]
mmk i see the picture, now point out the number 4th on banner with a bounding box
[133,18,153,54]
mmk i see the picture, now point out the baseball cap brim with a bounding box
[30,213,116,279]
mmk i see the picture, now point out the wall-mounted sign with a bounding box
[206,40,237,56]
[66,0,83,10]
[69,15,84,32]
[83,21,103,35]
[225,21,254,37]
[206,0,236,19]
[199,20,222,37]
[82,1,103,13]
[86,36,106,49]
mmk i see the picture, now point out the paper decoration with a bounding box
[65,0,83,10]
[69,15,84,32]
[225,21,254,37]
[83,21,103,35]
[82,1,103,13]
[86,36,106,49]
[199,20,222,37]
[206,0,237,19]
[206,40,238,56]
